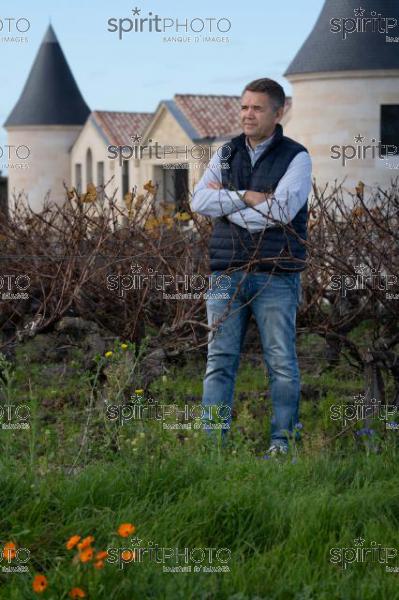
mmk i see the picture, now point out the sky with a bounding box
[0,0,324,161]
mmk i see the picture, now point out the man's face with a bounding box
[240,90,283,141]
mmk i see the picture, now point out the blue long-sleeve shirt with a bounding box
[191,132,312,231]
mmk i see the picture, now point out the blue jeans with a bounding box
[202,270,301,448]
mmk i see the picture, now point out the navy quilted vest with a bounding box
[209,124,308,272]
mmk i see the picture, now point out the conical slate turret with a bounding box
[4,25,90,126]
[285,0,399,76]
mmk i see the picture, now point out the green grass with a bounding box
[1,336,399,599]
[1,448,399,599]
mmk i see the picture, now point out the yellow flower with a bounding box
[175,212,191,221]
[135,389,144,395]
[105,351,113,358]
[121,343,128,351]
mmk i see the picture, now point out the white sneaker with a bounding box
[266,444,288,457]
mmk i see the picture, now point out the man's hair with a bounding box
[242,78,285,112]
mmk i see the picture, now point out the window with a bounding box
[380,105,399,157]
[75,163,82,192]
[86,148,93,186]
[174,168,189,212]
[166,169,188,212]
[164,167,189,212]
[122,160,129,197]
[97,161,104,200]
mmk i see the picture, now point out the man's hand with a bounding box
[243,191,270,207]
[204,183,271,208]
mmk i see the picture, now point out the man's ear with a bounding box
[275,106,284,122]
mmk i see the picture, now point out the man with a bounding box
[191,78,312,455]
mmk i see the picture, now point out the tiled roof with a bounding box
[93,95,292,145]
[92,111,153,145]
[174,94,241,139]
[173,94,292,140]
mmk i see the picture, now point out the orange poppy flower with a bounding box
[94,559,105,569]
[69,588,86,599]
[79,547,94,563]
[118,523,136,538]
[3,541,16,560]
[32,574,48,593]
[121,549,136,562]
[77,536,94,550]
[66,535,81,550]
[95,550,108,560]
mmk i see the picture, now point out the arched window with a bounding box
[75,163,82,192]
[122,160,129,197]
[86,148,93,186]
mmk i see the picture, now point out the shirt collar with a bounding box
[245,130,275,153]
